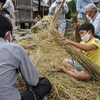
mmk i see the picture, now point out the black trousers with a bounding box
[21,77,52,100]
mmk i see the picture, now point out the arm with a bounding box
[63,39,98,51]
[76,0,85,13]
[18,46,39,86]
[2,8,10,14]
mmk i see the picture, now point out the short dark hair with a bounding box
[0,15,13,38]
[78,23,95,35]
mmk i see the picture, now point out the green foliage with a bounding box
[66,0,76,19]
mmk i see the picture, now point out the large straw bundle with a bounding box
[0,2,3,10]
[71,13,81,43]
[15,29,100,100]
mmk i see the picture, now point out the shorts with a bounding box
[67,59,93,80]
[67,59,84,71]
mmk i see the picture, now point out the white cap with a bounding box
[56,0,61,2]
[85,4,97,12]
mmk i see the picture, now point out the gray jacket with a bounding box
[0,38,39,100]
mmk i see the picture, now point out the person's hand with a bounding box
[14,10,19,14]
[60,5,64,9]
[74,23,80,28]
[61,38,72,45]
[52,7,56,11]
[9,14,13,19]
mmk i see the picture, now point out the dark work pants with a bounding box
[21,77,52,100]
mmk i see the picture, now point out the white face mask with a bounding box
[56,2,60,7]
[86,15,92,21]
[81,33,90,42]
[6,32,12,42]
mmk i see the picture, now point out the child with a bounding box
[58,23,100,81]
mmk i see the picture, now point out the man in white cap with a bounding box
[49,0,69,36]
[85,4,100,38]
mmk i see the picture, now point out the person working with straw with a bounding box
[0,15,52,100]
[58,23,100,81]
[49,0,69,36]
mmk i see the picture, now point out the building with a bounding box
[33,0,49,18]
[15,0,33,29]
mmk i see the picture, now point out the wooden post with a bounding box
[49,0,51,7]
[38,0,41,16]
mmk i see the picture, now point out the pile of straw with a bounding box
[31,16,52,33]
[15,28,100,100]
[15,0,100,99]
